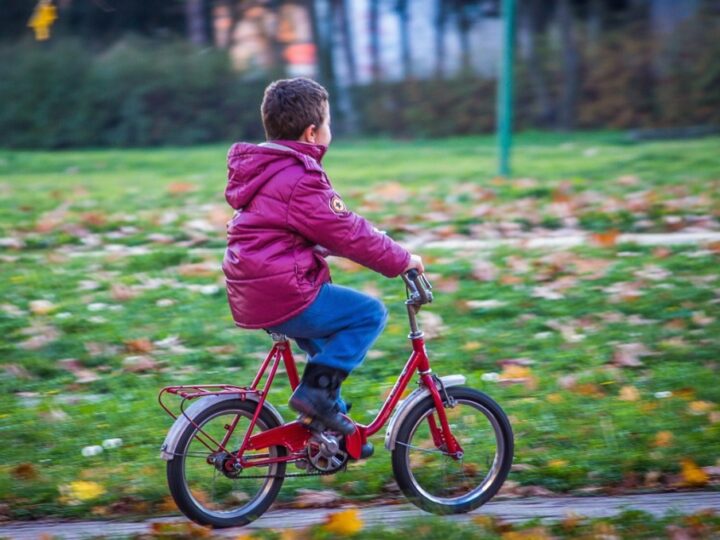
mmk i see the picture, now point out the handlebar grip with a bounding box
[403,269,432,305]
[406,268,420,281]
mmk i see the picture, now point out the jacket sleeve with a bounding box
[287,173,411,278]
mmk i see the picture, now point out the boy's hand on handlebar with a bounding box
[404,254,424,274]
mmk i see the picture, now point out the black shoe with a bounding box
[289,364,355,436]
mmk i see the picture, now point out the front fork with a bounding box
[418,369,463,458]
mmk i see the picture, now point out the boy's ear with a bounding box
[299,124,317,143]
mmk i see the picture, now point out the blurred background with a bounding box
[1,0,719,147]
[1,0,719,528]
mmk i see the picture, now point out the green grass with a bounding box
[0,132,719,519]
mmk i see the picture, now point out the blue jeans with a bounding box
[266,283,388,374]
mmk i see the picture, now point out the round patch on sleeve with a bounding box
[329,195,348,214]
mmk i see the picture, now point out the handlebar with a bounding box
[402,269,433,306]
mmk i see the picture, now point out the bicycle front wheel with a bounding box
[166,399,286,528]
[391,386,513,514]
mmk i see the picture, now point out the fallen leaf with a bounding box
[591,229,619,247]
[471,260,498,282]
[680,459,709,487]
[466,299,508,310]
[612,343,652,367]
[12,463,38,480]
[498,358,534,367]
[688,401,715,415]
[2,363,33,379]
[60,481,106,503]
[322,508,363,535]
[434,276,460,293]
[501,526,553,540]
[666,525,694,540]
[291,489,342,508]
[121,355,158,373]
[654,431,674,447]
[691,311,714,326]
[418,311,446,340]
[531,285,564,300]
[150,522,212,538]
[370,181,410,203]
[618,385,640,401]
[176,261,218,278]
[110,284,138,302]
[125,339,154,354]
[18,322,60,350]
[29,299,57,315]
[167,182,197,194]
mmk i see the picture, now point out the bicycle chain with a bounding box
[233,467,345,479]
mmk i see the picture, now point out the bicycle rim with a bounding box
[400,398,506,506]
[179,407,281,520]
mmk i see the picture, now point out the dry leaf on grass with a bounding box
[618,385,640,401]
[29,299,57,315]
[680,459,709,487]
[418,311,446,340]
[167,182,197,194]
[291,488,342,508]
[18,322,60,350]
[591,229,620,247]
[612,343,653,367]
[654,431,674,447]
[125,338,154,354]
[322,508,364,535]
[121,355,158,373]
[471,260,498,282]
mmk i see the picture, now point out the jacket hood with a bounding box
[225,140,328,210]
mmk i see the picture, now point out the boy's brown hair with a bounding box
[261,78,329,141]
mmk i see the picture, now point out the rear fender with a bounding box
[160,394,283,461]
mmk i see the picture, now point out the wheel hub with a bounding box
[208,451,242,479]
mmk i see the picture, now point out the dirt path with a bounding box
[2,491,719,539]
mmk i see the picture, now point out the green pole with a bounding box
[497,0,515,177]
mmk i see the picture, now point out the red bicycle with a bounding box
[159,270,513,528]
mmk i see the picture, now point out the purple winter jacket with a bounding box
[222,140,411,329]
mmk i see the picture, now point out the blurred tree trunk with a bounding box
[434,0,447,78]
[307,0,333,83]
[457,5,472,73]
[395,0,412,78]
[521,0,552,125]
[266,0,285,73]
[331,0,359,133]
[336,0,358,85]
[557,0,579,129]
[369,0,382,82]
[586,0,604,48]
[185,0,208,45]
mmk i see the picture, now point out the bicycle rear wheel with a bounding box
[391,386,513,514]
[166,399,286,528]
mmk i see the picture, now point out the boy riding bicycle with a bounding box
[222,77,424,435]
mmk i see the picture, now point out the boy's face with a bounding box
[315,102,332,146]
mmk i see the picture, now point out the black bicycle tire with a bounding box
[391,386,513,514]
[166,399,286,528]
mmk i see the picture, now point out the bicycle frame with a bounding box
[159,277,462,468]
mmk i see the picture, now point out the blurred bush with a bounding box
[1,10,719,148]
[353,13,720,137]
[0,38,267,148]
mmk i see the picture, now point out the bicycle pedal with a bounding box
[360,442,374,459]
